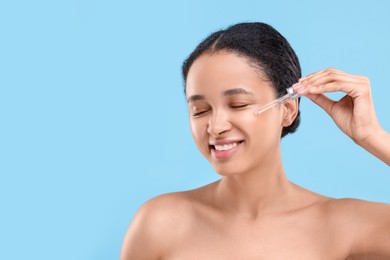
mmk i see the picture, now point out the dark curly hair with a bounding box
[182,22,301,138]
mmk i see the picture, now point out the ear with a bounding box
[281,98,299,127]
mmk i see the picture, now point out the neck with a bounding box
[214,153,295,217]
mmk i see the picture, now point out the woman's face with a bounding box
[186,51,292,176]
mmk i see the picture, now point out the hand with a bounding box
[293,68,380,144]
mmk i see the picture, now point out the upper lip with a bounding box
[209,139,243,146]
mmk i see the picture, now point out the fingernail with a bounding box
[292,83,302,90]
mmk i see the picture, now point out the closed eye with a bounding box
[192,110,209,117]
[230,104,249,109]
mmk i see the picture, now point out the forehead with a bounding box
[185,52,271,97]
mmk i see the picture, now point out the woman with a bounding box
[121,22,390,259]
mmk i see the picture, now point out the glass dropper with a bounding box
[254,87,299,115]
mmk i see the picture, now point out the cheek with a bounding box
[189,119,208,147]
[238,110,283,139]
[189,119,200,139]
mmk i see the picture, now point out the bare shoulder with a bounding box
[321,197,390,230]
[323,197,390,220]
[323,198,390,257]
[136,184,213,223]
[120,187,211,260]
[139,191,195,216]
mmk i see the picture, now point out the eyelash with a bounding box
[192,110,208,117]
[230,104,249,109]
[192,104,249,117]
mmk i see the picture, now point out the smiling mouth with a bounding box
[209,141,244,159]
[215,142,236,151]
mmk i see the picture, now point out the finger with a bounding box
[300,68,343,82]
[293,78,356,96]
[302,69,362,87]
[300,69,367,91]
[305,93,336,116]
[294,69,371,99]
[308,81,369,99]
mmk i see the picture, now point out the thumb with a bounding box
[305,93,335,116]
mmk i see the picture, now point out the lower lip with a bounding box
[211,142,242,159]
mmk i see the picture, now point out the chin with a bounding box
[212,162,249,177]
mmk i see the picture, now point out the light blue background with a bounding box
[1,0,389,259]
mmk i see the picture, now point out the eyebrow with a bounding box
[187,88,253,103]
[223,88,253,96]
[187,94,205,103]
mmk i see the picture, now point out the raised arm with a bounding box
[293,68,390,165]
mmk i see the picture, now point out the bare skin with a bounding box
[121,52,390,259]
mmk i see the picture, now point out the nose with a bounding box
[207,110,232,136]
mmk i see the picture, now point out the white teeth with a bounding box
[214,142,238,151]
